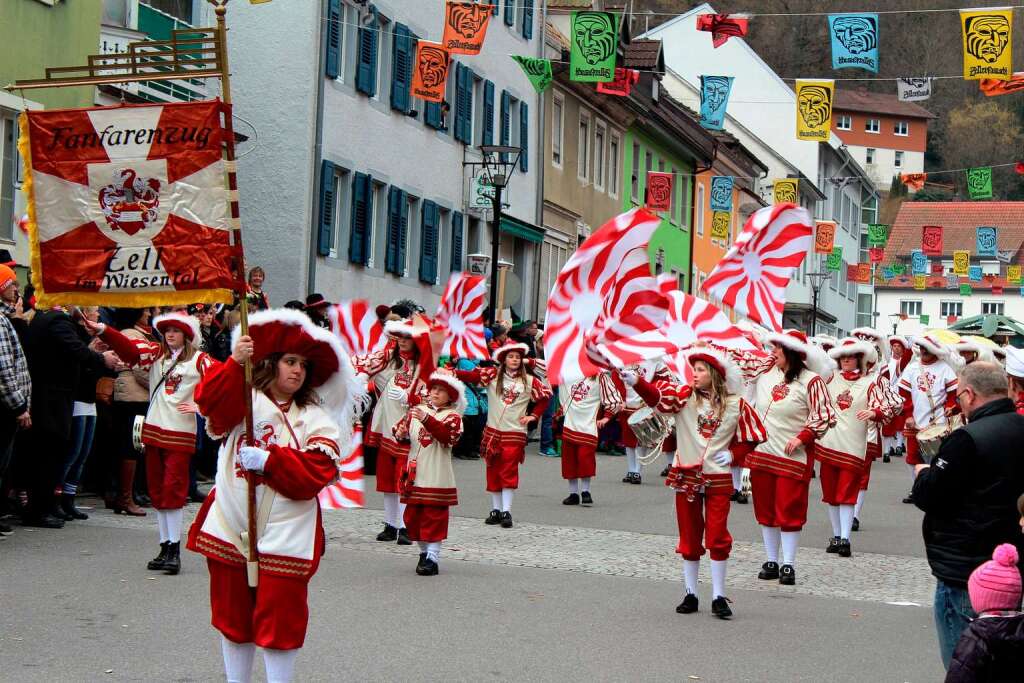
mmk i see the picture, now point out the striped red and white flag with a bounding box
[328,300,386,357]
[434,272,489,359]
[660,287,758,381]
[701,203,813,332]
[318,423,365,509]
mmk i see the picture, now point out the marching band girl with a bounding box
[187,309,363,683]
[453,342,551,528]
[558,372,622,506]
[628,346,766,618]
[728,330,836,586]
[92,312,212,575]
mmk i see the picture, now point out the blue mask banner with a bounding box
[829,13,879,73]
[969,265,983,281]
[976,226,998,257]
[709,176,734,212]
[700,75,733,130]
[911,250,928,275]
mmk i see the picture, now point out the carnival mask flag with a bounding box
[914,275,927,291]
[867,223,889,247]
[512,56,553,94]
[891,263,906,275]
[411,41,451,103]
[434,272,489,359]
[947,274,960,289]
[977,226,998,257]
[897,77,932,102]
[961,283,973,295]
[857,263,872,283]
[1008,264,1022,283]
[772,178,799,204]
[829,14,879,73]
[931,262,944,274]
[979,72,1024,96]
[795,80,834,141]
[967,167,993,199]
[596,68,640,97]
[870,247,884,263]
[701,203,814,332]
[826,246,842,272]
[814,221,836,254]
[709,176,734,212]
[970,265,983,281]
[19,101,238,307]
[699,75,733,130]
[569,11,619,83]
[911,250,928,275]
[710,211,731,240]
[961,9,1012,81]
[955,248,974,273]
[846,263,857,281]
[922,225,943,256]
[442,2,493,56]
[901,173,927,191]
[882,266,894,280]
[696,13,749,48]
[645,172,673,212]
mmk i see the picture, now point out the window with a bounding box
[836,114,852,130]
[551,92,563,167]
[900,300,922,316]
[578,112,590,182]
[631,142,640,202]
[608,132,620,197]
[982,301,1005,315]
[861,192,877,225]
[894,151,904,169]
[594,122,606,191]
[865,119,879,133]
[0,115,17,241]
[941,301,963,318]
[865,148,875,164]
[894,121,909,136]
[144,0,193,23]
[696,183,705,236]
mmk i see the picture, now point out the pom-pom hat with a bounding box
[828,337,877,373]
[955,337,996,364]
[765,329,832,376]
[427,371,467,415]
[686,346,743,394]
[493,341,529,364]
[153,312,200,342]
[968,543,1022,614]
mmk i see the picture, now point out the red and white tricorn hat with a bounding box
[685,346,743,394]
[427,371,467,415]
[811,334,838,351]
[888,334,910,350]
[851,326,889,364]
[913,333,952,361]
[955,337,996,364]
[828,337,878,373]
[493,341,530,364]
[153,312,200,342]
[765,329,832,376]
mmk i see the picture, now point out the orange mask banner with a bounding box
[645,172,673,212]
[411,41,451,103]
[980,72,1024,96]
[442,2,493,56]
[814,221,836,254]
[901,173,927,191]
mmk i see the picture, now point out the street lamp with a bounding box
[471,145,522,324]
[889,312,902,335]
[806,271,831,337]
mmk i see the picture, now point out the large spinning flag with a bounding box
[701,203,813,332]
[318,423,365,509]
[434,272,488,359]
[327,300,386,357]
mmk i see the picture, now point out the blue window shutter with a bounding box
[390,23,411,113]
[453,64,464,142]
[385,187,401,274]
[455,64,474,144]
[519,102,529,172]
[326,0,341,79]
[349,172,372,265]
[317,160,335,257]
[522,0,534,39]
[419,201,438,284]
[425,101,442,129]
[504,0,514,26]
[482,80,495,145]
[356,21,378,97]
[450,211,464,272]
[398,191,409,276]
[500,90,511,160]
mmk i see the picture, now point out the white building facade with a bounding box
[877,287,1020,338]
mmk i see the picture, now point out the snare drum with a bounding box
[917,415,964,463]
[626,407,670,450]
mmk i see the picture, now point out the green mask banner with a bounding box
[512,56,553,94]
[867,223,889,247]
[569,11,618,82]
[967,167,993,200]
[826,246,842,272]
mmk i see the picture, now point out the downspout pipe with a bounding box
[306,0,329,299]
[534,1,548,317]
[687,140,715,294]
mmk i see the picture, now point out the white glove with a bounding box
[386,386,408,405]
[619,369,639,386]
[239,446,270,472]
[710,450,732,467]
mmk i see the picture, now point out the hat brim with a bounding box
[153,313,200,342]
[493,342,529,363]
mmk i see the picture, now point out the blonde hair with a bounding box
[691,359,727,420]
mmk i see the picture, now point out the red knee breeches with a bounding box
[207,559,309,651]
[561,438,596,480]
[404,504,450,542]
[819,461,862,506]
[750,469,810,532]
[675,491,733,561]
[144,446,191,510]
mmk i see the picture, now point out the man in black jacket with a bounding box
[21,308,118,528]
[913,361,1024,670]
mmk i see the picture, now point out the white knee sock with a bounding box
[568,478,579,494]
[426,541,441,562]
[263,647,299,683]
[165,508,184,543]
[781,530,801,566]
[853,490,866,521]
[625,448,639,474]
[580,477,591,493]
[906,463,915,484]
[710,559,728,599]
[221,637,255,683]
[501,489,514,512]
[382,494,398,527]
[827,505,841,537]
[730,467,743,492]
[417,541,427,553]
[761,526,781,563]
[157,510,169,543]
[682,559,700,595]
[665,452,673,468]
[839,504,855,540]
[490,492,501,511]
[396,501,407,530]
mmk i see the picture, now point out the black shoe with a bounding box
[660,466,670,477]
[779,564,796,585]
[416,553,427,572]
[757,561,779,580]
[826,536,841,553]
[147,542,170,570]
[60,493,88,520]
[711,596,733,619]
[631,473,642,485]
[852,517,860,532]
[562,493,580,506]
[581,491,593,506]
[22,513,65,529]
[376,523,398,541]
[734,491,748,504]
[837,539,852,558]
[902,493,915,504]
[396,528,412,545]
[500,511,513,528]
[729,489,740,502]
[189,487,208,504]
[882,454,891,463]
[485,509,501,525]
[163,542,181,575]
[676,593,699,614]
[622,474,632,483]
[416,558,439,576]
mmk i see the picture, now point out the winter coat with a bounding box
[200,324,232,363]
[946,613,1024,682]
[112,326,153,404]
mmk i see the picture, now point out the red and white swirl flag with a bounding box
[318,423,365,509]
[701,203,813,332]
[328,300,386,357]
[434,272,488,359]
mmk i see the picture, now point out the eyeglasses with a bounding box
[956,389,972,403]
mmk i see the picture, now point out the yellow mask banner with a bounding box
[795,79,834,141]
[961,9,1012,81]
[773,178,799,204]
[953,250,970,276]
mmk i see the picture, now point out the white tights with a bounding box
[221,638,299,683]
[382,493,406,529]
[156,508,184,543]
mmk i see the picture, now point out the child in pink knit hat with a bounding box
[945,543,1024,682]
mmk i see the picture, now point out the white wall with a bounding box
[845,145,924,192]
[878,288,1021,337]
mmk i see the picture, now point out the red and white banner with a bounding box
[20,101,239,307]
[701,203,813,332]
[318,423,365,509]
[328,300,386,357]
[434,272,489,359]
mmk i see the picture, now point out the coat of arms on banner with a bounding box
[20,101,239,307]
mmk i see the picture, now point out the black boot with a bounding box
[485,509,501,525]
[416,552,427,573]
[852,517,860,532]
[757,561,779,580]
[711,596,733,619]
[162,542,181,575]
[562,493,580,505]
[60,493,88,520]
[826,536,841,553]
[416,558,439,576]
[500,511,513,528]
[676,593,699,614]
[837,539,852,558]
[580,491,593,506]
[779,564,796,585]
[376,523,398,541]
[147,542,170,570]
[733,491,748,504]
[396,528,412,545]
[882,453,891,463]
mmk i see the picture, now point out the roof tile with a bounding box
[834,88,936,119]
[882,202,1024,263]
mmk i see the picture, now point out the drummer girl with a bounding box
[627,346,766,618]
[557,371,622,506]
[614,361,675,484]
